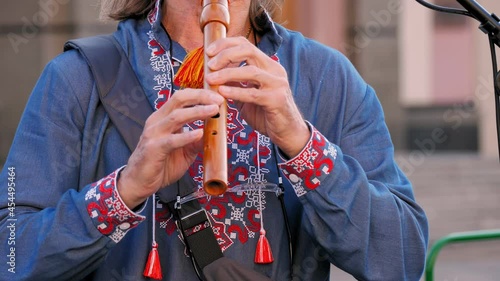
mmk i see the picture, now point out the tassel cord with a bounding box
[152,194,156,245]
[254,132,274,264]
[143,195,163,280]
[256,132,265,232]
[273,144,293,276]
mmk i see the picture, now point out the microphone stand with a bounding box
[457,0,500,160]
[456,0,500,47]
[416,0,500,160]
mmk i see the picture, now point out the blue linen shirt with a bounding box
[0,5,428,281]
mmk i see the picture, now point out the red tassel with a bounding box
[174,47,205,89]
[255,230,274,264]
[143,242,163,280]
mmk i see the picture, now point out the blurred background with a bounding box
[0,0,499,280]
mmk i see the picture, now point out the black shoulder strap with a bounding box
[64,35,201,195]
[64,35,195,199]
[64,35,228,280]
[64,35,153,152]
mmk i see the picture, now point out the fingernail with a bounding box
[208,104,219,112]
[205,75,217,85]
[207,59,215,69]
[211,94,224,103]
[219,85,230,93]
[206,44,215,54]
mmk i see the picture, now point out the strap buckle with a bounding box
[175,206,212,238]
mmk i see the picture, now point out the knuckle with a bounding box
[136,136,155,155]
[166,111,179,125]
[249,88,260,101]
[249,46,258,57]
[278,65,288,77]
[160,137,173,149]
[144,110,161,126]
[144,117,153,128]
[236,36,247,43]
[140,128,157,146]
[168,94,179,105]
[246,65,260,76]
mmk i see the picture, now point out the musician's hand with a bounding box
[205,37,311,158]
[117,89,224,209]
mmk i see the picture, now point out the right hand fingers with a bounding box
[143,104,218,147]
[147,88,224,126]
[142,88,224,146]
[118,90,222,208]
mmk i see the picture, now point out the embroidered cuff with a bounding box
[84,167,146,243]
[279,123,337,197]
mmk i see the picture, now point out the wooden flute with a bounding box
[201,0,230,196]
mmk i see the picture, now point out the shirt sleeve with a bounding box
[278,121,337,196]
[279,86,429,280]
[0,51,145,281]
[85,166,146,243]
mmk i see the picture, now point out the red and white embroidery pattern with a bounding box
[211,214,234,251]
[184,221,211,237]
[227,102,246,143]
[146,31,174,110]
[280,126,337,196]
[85,168,146,243]
[147,0,161,25]
[142,12,283,252]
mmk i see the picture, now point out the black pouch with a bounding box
[203,257,272,281]
[157,176,273,281]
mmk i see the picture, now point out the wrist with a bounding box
[117,167,148,209]
[277,121,311,158]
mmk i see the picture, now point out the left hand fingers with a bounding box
[206,65,288,106]
[206,37,280,73]
[206,38,310,157]
[205,36,289,105]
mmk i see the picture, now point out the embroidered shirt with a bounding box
[0,2,428,280]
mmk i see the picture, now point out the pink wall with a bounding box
[282,0,347,51]
[432,23,476,104]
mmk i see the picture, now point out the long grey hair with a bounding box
[99,0,283,33]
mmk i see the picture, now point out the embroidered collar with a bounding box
[146,0,283,61]
[147,0,185,63]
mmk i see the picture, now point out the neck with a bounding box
[162,0,252,52]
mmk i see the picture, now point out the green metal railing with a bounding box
[425,229,500,281]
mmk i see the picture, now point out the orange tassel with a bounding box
[143,242,163,280]
[255,229,274,264]
[174,47,205,89]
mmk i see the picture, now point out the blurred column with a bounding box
[0,0,114,166]
[474,0,500,158]
[399,0,434,107]
[72,0,116,38]
[0,1,71,165]
[281,0,347,52]
[354,0,405,149]
[283,0,405,149]
[39,0,72,68]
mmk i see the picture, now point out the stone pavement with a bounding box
[330,153,500,281]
